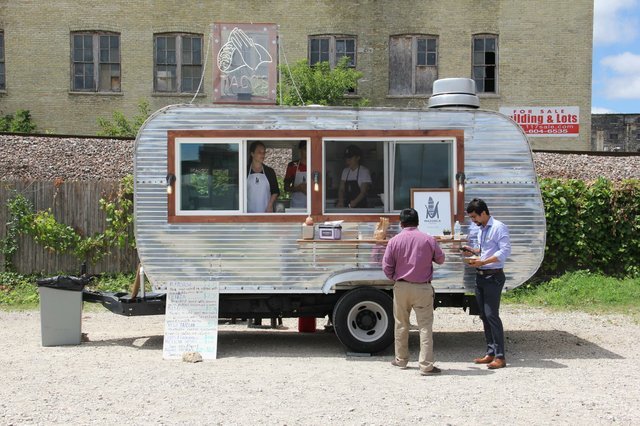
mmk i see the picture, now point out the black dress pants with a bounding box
[475,271,506,358]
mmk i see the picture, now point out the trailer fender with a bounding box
[321,269,392,294]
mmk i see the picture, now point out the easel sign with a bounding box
[163,281,220,360]
[410,188,453,236]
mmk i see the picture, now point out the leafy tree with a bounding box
[97,100,151,137]
[278,57,368,106]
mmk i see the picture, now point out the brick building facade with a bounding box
[0,0,593,149]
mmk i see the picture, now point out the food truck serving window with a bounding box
[167,130,464,223]
[391,141,452,211]
[172,136,310,216]
[323,137,455,214]
[177,140,241,214]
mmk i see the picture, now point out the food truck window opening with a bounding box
[173,137,310,215]
[391,140,453,211]
[322,137,456,214]
[176,138,242,215]
[167,130,464,223]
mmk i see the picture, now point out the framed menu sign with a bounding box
[410,188,453,236]
[163,281,220,360]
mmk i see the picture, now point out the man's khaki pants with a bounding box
[393,281,435,372]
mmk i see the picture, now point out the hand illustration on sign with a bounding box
[217,27,273,73]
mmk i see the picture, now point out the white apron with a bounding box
[290,163,307,208]
[247,168,270,213]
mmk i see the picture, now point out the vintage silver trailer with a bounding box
[123,80,546,353]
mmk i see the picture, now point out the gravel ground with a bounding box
[2,134,640,182]
[1,306,639,425]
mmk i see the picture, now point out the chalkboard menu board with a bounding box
[162,281,220,360]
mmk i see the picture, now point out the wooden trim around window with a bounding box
[167,129,464,224]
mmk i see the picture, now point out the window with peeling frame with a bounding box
[71,32,121,92]
[389,35,438,96]
[308,35,356,68]
[154,33,203,93]
[472,35,498,93]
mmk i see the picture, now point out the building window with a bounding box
[609,133,618,141]
[0,31,5,90]
[71,32,120,92]
[472,34,498,93]
[389,35,438,96]
[154,33,203,93]
[308,36,356,68]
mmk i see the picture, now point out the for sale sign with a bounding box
[499,107,580,137]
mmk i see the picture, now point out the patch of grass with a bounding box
[505,270,640,316]
[91,272,137,293]
[0,272,40,308]
[0,272,139,310]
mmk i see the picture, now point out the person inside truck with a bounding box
[336,145,371,208]
[247,141,280,213]
[284,140,308,208]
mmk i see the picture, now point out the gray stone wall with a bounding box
[592,114,640,152]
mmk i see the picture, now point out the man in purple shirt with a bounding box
[382,208,445,375]
[462,198,511,370]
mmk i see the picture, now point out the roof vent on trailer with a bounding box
[427,78,480,109]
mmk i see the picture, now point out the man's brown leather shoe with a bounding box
[473,355,495,364]
[487,358,506,369]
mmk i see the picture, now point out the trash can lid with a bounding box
[36,275,90,292]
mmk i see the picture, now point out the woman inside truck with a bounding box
[247,141,280,213]
[337,144,372,208]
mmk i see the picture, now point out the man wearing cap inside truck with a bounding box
[461,198,511,370]
[336,144,371,208]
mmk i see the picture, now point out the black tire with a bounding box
[332,287,394,353]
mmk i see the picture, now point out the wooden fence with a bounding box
[0,180,138,275]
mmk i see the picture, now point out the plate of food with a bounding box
[463,255,479,264]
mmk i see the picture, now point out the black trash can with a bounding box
[36,276,88,346]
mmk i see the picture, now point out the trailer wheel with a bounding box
[332,287,393,353]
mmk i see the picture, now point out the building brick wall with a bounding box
[0,0,592,149]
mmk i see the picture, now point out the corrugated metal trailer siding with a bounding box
[134,105,545,294]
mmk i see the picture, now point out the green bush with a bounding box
[0,109,38,133]
[278,57,368,107]
[1,175,135,271]
[540,178,640,277]
[97,100,151,137]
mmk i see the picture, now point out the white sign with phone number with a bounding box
[500,106,580,137]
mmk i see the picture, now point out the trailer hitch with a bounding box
[82,289,166,316]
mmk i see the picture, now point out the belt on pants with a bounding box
[397,279,431,284]
[476,268,503,276]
